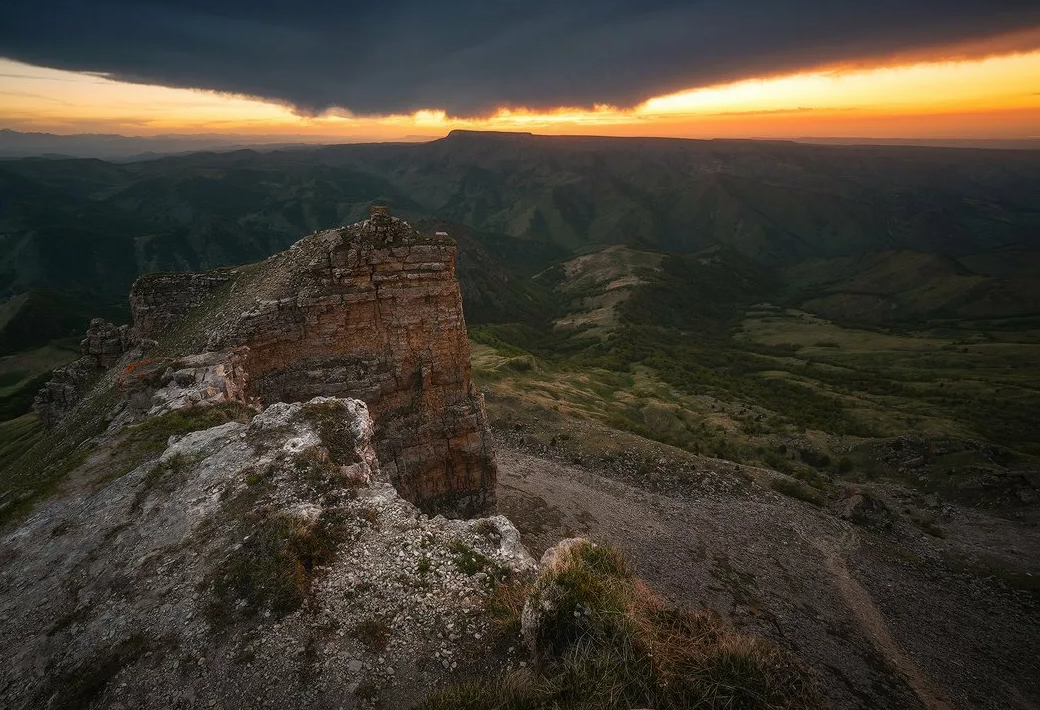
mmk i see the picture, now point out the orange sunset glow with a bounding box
[2,45,1039,140]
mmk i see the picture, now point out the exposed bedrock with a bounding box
[128,210,497,518]
[32,318,132,426]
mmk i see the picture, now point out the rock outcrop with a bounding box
[32,318,132,425]
[119,350,253,418]
[125,208,496,517]
[520,537,592,664]
[0,396,534,709]
[129,271,233,343]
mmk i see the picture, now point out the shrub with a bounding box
[797,447,831,469]
[505,356,536,373]
[769,477,825,507]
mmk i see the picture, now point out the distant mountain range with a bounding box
[793,137,1040,150]
[1,129,1039,356]
[4,127,1038,161]
[0,128,433,161]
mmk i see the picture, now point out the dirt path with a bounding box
[797,526,955,710]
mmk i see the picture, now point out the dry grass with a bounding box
[486,580,533,637]
[418,541,820,710]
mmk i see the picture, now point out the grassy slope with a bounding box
[471,243,1040,510]
[0,341,80,421]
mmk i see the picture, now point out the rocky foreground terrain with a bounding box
[1,395,535,709]
[2,211,513,708]
[3,405,1035,709]
[493,424,1040,710]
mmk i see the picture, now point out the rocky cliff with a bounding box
[129,271,233,343]
[32,319,133,426]
[40,209,497,518]
[1,209,531,708]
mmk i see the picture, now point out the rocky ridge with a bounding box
[32,319,133,426]
[2,209,526,707]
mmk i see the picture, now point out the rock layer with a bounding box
[130,272,233,343]
[128,211,496,517]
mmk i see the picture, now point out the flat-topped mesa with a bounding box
[130,207,496,518]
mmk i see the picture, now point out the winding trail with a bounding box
[796,527,956,710]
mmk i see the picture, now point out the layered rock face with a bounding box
[130,272,232,343]
[33,318,132,425]
[129,210,496,517]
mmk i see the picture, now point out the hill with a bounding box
[2,131,1038,327]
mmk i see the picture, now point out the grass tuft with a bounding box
[204,509,346,627]
[419,541,820,710]
[302,400,363,466]
[110,402,255,479]
[486,580,533,637]
[448,539,508,579]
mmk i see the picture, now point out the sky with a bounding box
[0,1,1039,141]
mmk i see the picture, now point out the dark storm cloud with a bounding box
[1,1,1039,115]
